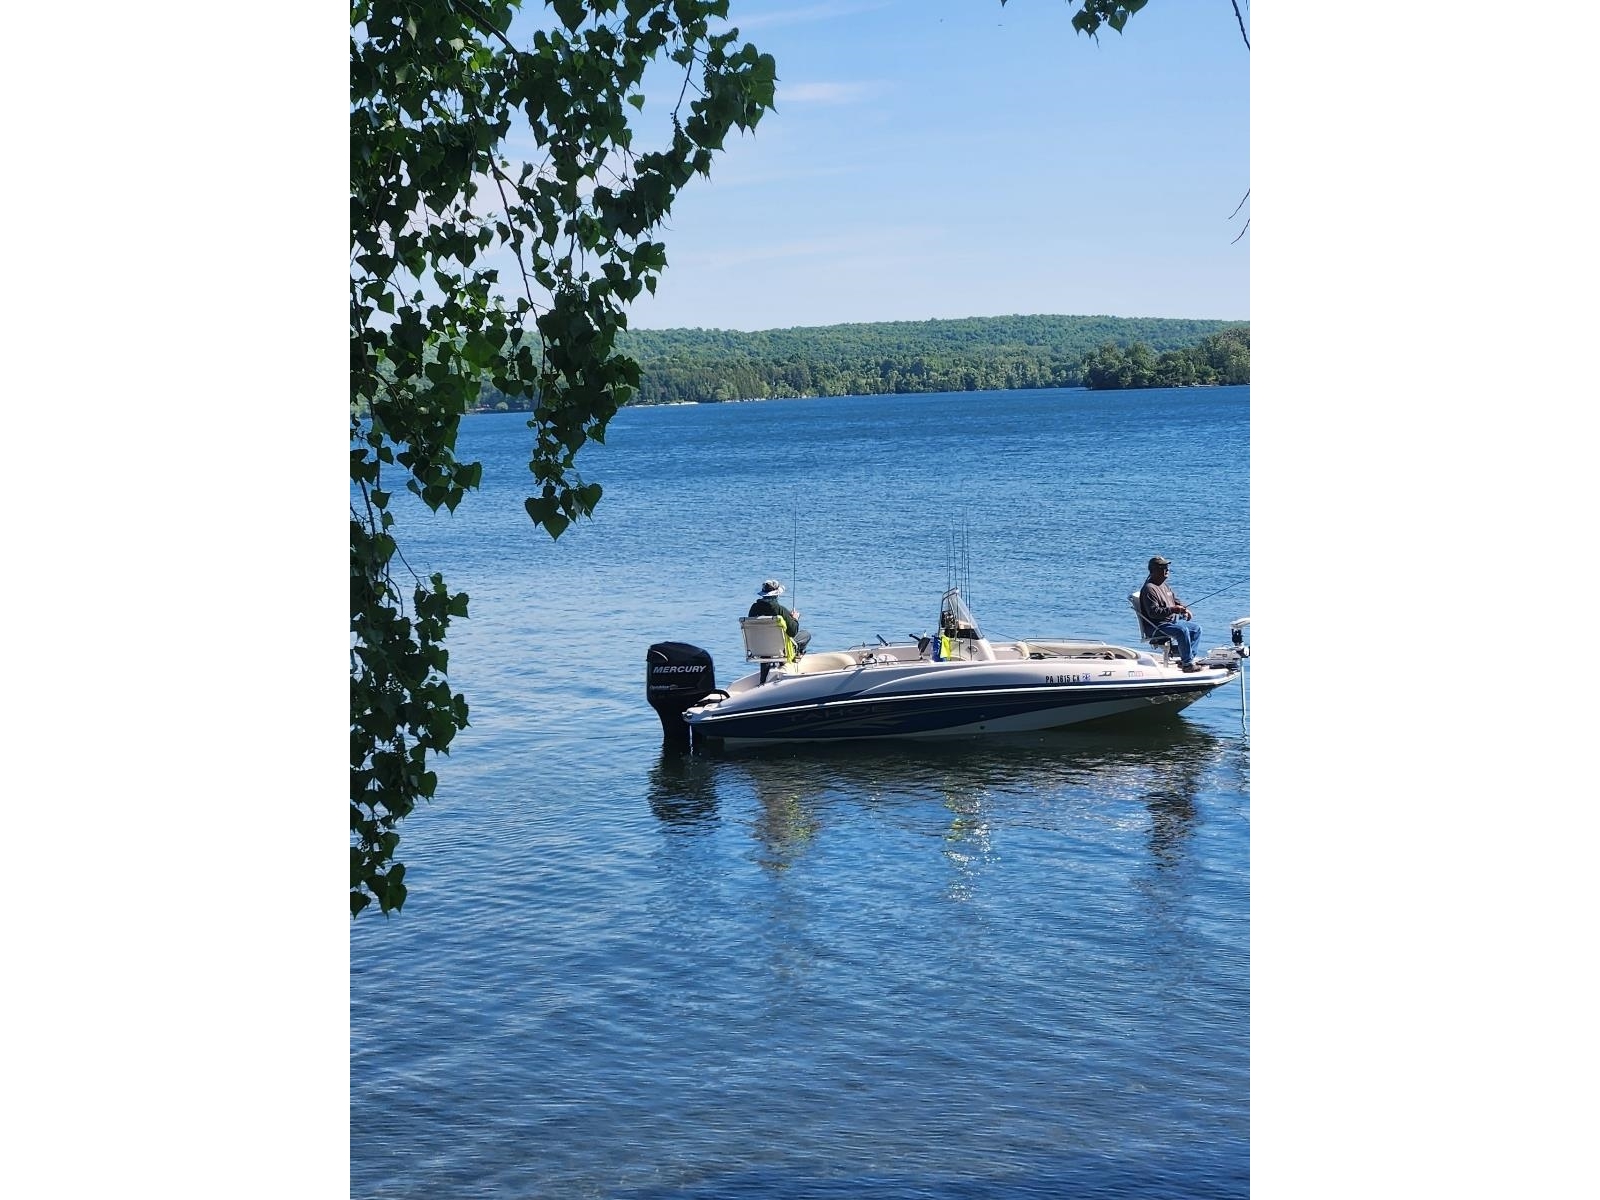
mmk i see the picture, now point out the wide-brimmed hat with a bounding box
[1148,555,1172,570]
[757,579,785,597]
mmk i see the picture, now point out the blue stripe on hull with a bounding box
[689,677,1228,744]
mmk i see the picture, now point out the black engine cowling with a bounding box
[646,642,717,747]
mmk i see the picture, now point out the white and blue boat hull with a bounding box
[681,652,1238,747]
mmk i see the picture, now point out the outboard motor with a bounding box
[646,642,717,748]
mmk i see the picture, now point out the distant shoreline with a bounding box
[472,313,1248,410]
[468,379,1245,414]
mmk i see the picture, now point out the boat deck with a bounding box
[727,637,1152,695]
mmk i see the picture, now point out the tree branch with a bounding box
[451,0,521,56]
[490,160,542,312]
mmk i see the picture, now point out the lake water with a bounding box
[351,385,1251,1198]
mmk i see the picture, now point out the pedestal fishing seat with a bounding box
[739,615,792,683]
[1129,592,1176,663]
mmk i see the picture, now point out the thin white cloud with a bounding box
[730,1,898,32]
[778,80,883,106]
[695,160,861,190]
[684,225,944,271]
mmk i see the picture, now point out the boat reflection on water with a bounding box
[646,721,1233,874]
[645,749,721,826]
[1144,750,1205,869]
[742,757,826,871]
[648,749,828,869]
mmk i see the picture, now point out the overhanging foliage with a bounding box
[350,0,774,916]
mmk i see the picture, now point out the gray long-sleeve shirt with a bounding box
[1138,578,1185,627]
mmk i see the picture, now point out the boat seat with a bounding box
[794,650,859,674]
[1129,592,1176,662]
[740,615,792,681]
[740,615,791,661]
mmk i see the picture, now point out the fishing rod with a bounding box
[943,515,973,601]
[791,488,799,611]
[1186,576,1249,607]
[962,511,972,609]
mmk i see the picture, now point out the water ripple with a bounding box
[352,388,1249,1197]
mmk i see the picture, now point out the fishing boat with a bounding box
[647,587,1249,749]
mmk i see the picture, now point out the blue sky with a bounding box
[544,0,1251,330]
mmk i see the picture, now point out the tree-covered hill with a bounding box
[1081,326,1250,390]
[474,313,1247,408]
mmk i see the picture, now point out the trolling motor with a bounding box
[646,642,719,749]
[1229,618,1252,733]
[1197,617,1251,671]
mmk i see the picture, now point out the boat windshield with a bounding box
[939,588,982,638]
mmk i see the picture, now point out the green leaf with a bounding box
[552,0,584,32]
[352,0,779,918]
[524,494,549,523]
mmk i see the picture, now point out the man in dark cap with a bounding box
[1138,556,1204,672]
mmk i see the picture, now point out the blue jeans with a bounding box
[1156,618,1203,665]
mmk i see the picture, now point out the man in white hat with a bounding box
[748,579,811,663]
[1138,555,1204,672]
